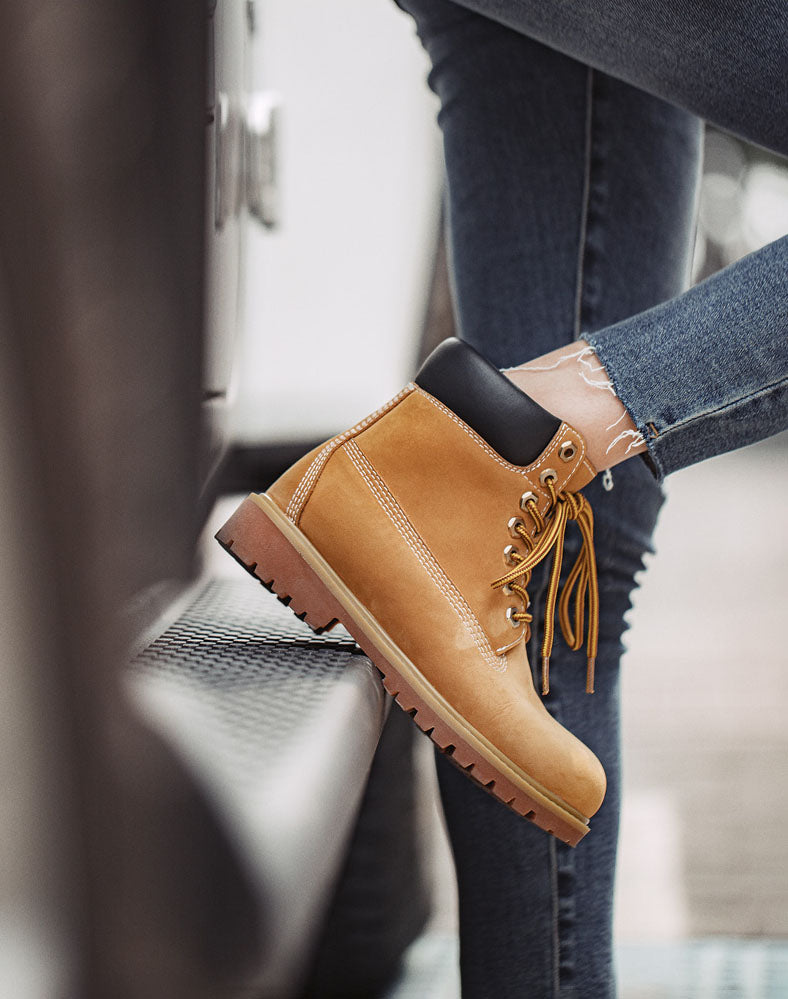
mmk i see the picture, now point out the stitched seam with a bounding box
[558,67,592,982]
[573,65,594,339]
[287,384,414,521]
[286,384,415,522]
[344,440,507,674]
[549,835,560,999]
[346,442,506,674]
[649,374,788,438]
[416,387,586,494]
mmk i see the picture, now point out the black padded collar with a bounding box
[414,338,561,466]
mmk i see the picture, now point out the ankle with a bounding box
[503,340,646,472]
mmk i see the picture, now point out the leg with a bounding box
[417,0,788,156]
[397,0,788,478]
[504,236,788,479]
[395,1,701,994]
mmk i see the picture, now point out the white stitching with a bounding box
[415,387,587,496]
[287,385,414,520]
[344,440,507,674]
[286,384,415,522]
[346,442,507,674]
[574,65,595,338]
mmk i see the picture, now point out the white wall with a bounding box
[230,0,443,444]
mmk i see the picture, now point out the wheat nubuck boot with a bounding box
[216,338,606,845]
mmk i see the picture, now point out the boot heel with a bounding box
[215,495,345,633]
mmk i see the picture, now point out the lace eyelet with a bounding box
[508,516,525,539]
[503,544,519,566]
[519,491,538,511]
[559,441,576,462]
[539,468,557,485]
[505,606,522,628]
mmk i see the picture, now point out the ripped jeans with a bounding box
[393,0,788,995]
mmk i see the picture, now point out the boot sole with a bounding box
[216,493,591,846]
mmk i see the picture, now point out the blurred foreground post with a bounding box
[0,2,259,996]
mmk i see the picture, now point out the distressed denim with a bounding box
[394,0,786,996]
[397,0,788,482]
[588,239,788,479]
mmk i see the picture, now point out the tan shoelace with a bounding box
[491,477,599,695]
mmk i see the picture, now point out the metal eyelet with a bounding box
[503,544,519,566]
[559,441,576,462]
[539,468,557,485]
[505,606,522,628]
[519,491,539,511]
[502,583,513,595]
[508,516,525,539]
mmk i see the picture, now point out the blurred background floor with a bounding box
[384,935,788,999]
[617,431,788,945]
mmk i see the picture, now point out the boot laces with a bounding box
[491,476,599,696]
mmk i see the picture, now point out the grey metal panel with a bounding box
[129,577,388,998]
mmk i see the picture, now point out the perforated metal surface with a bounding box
[138,574,356,653]
[128,575,388,996]
[132,578,362,775]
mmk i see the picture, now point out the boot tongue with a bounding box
[414,338,561,466]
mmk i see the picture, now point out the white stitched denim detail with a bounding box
[573,65,595,340]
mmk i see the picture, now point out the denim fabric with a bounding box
[395,2,787,994]
[436,471,663,998]
[587,237,788,479]
[397,0,788,480]
[410,0,788,156]
[393,1,707,996]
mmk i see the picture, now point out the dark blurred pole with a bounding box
[0,2,205,594]
[300,709,431,999]
[0,2,258,996]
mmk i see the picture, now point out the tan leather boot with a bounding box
[216,338,605,845]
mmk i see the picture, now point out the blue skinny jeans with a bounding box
[393,1,788,996]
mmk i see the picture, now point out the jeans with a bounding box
[393,1,787,996]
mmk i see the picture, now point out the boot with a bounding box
[216,338,605,845]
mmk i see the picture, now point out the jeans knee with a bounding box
[393,0,485,44]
